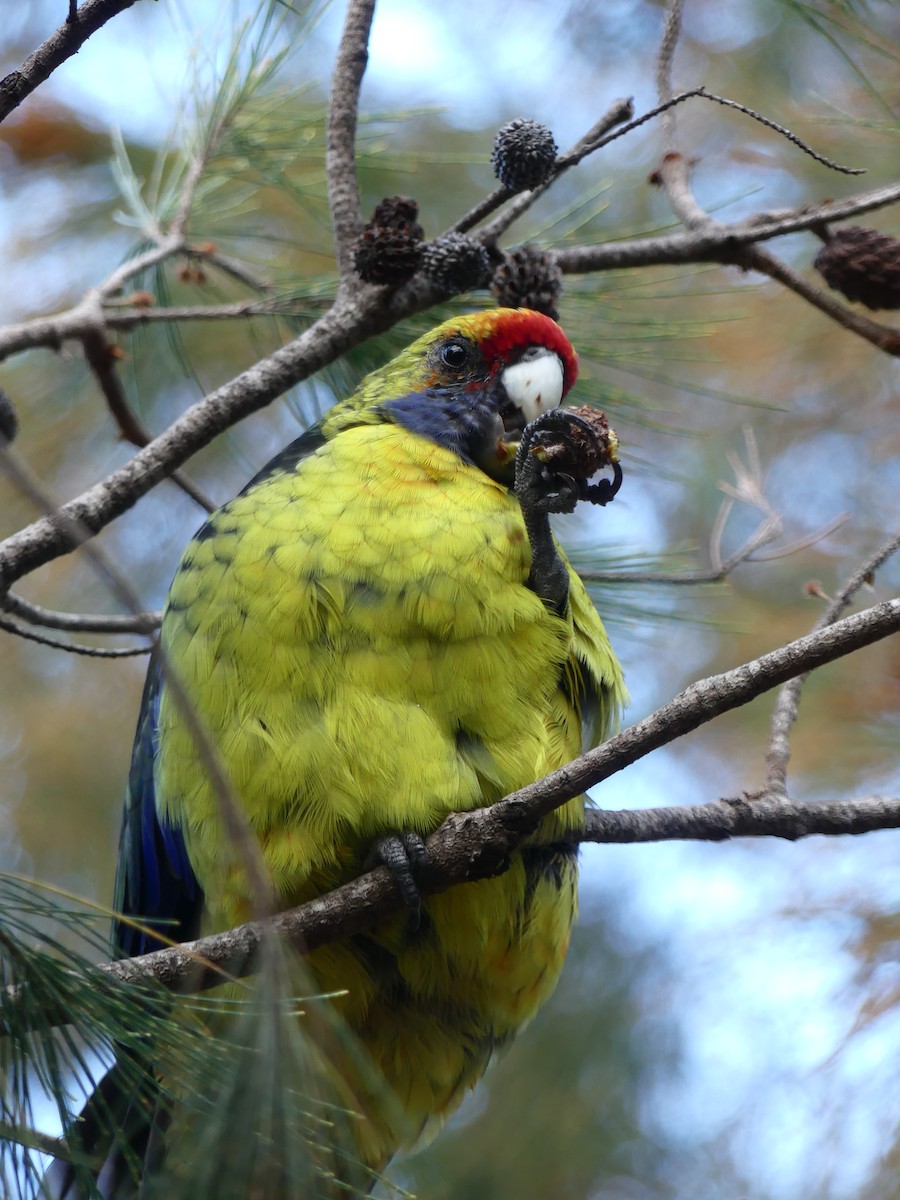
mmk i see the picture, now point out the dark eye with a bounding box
[440,341,469,369]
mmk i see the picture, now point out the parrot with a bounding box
[48,307,626,1196]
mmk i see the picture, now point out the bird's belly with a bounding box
[307,838,580,1169]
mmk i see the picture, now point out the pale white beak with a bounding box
[500,349,565,426]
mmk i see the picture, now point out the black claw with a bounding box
[516,408,622,512]
[366,832,428,932]
[580,459,623,506]
[514,411,585,517]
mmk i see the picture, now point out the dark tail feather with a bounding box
[40,1062,164,1200]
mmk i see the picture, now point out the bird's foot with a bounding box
[514,410,586,516]
[515,408,619,613]
[515,407,622,514]
[366,832,429,932]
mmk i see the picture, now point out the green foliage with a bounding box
[0,874,189,1199]
[0,874,382,1199]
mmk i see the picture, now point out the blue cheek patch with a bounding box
[381,388,503,465]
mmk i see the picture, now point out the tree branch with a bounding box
[0,0,139,125]
[554,180,900,273]
[3,592,160,635]
[0,299,367,592]
[2,180,897,363]
[652,151,900,354]
[326,0,376,280]
[765,530,900,793]
[40,595,895,1000]
[582,793,900,844]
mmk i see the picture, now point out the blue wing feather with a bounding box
[113,652,202,959]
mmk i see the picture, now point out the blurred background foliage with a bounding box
[1,0,899,1197]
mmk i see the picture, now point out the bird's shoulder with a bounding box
[166,421,529,621]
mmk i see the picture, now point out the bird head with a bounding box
[322,308,579,481]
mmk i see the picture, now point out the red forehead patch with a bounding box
[461,309,579,397]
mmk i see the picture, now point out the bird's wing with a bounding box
[113,425,334,959]
[566,557,628,752]
[112,653,203,959]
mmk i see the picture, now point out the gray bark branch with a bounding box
[326,0,376,280]
[74,596,900,998]
[0,0,139,124]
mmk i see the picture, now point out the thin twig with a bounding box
[656,0,684,149]
[582,434,846,587]
[171,153,211,240]
[80,329,141,442]
[0,0,139,124]
[78,293,215,513]
[555,85,864,187]
[186,245,274,294]
[97,235,185,301]
[0,612,150,657]
[326,0,377,280]
[0,234,184,362]
[3,592,161,634]
[738,243,900,356]
[477,97,636,245]
[82,327,215,513]
[105,302,274,326]
[765,530,900,794]
[1,299,283,358]
[557,100,642,170]
[652,70,866,176]
[448,97,636,240]
[449,186,512,237]
[0,1119,97,1167]
[708,496,733,575]
[554,178,900,273]
[693,91,865,176]
[752,513,850,562]
[169,90,238,242]
[580,524,776,586]
[579,513,850,586]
